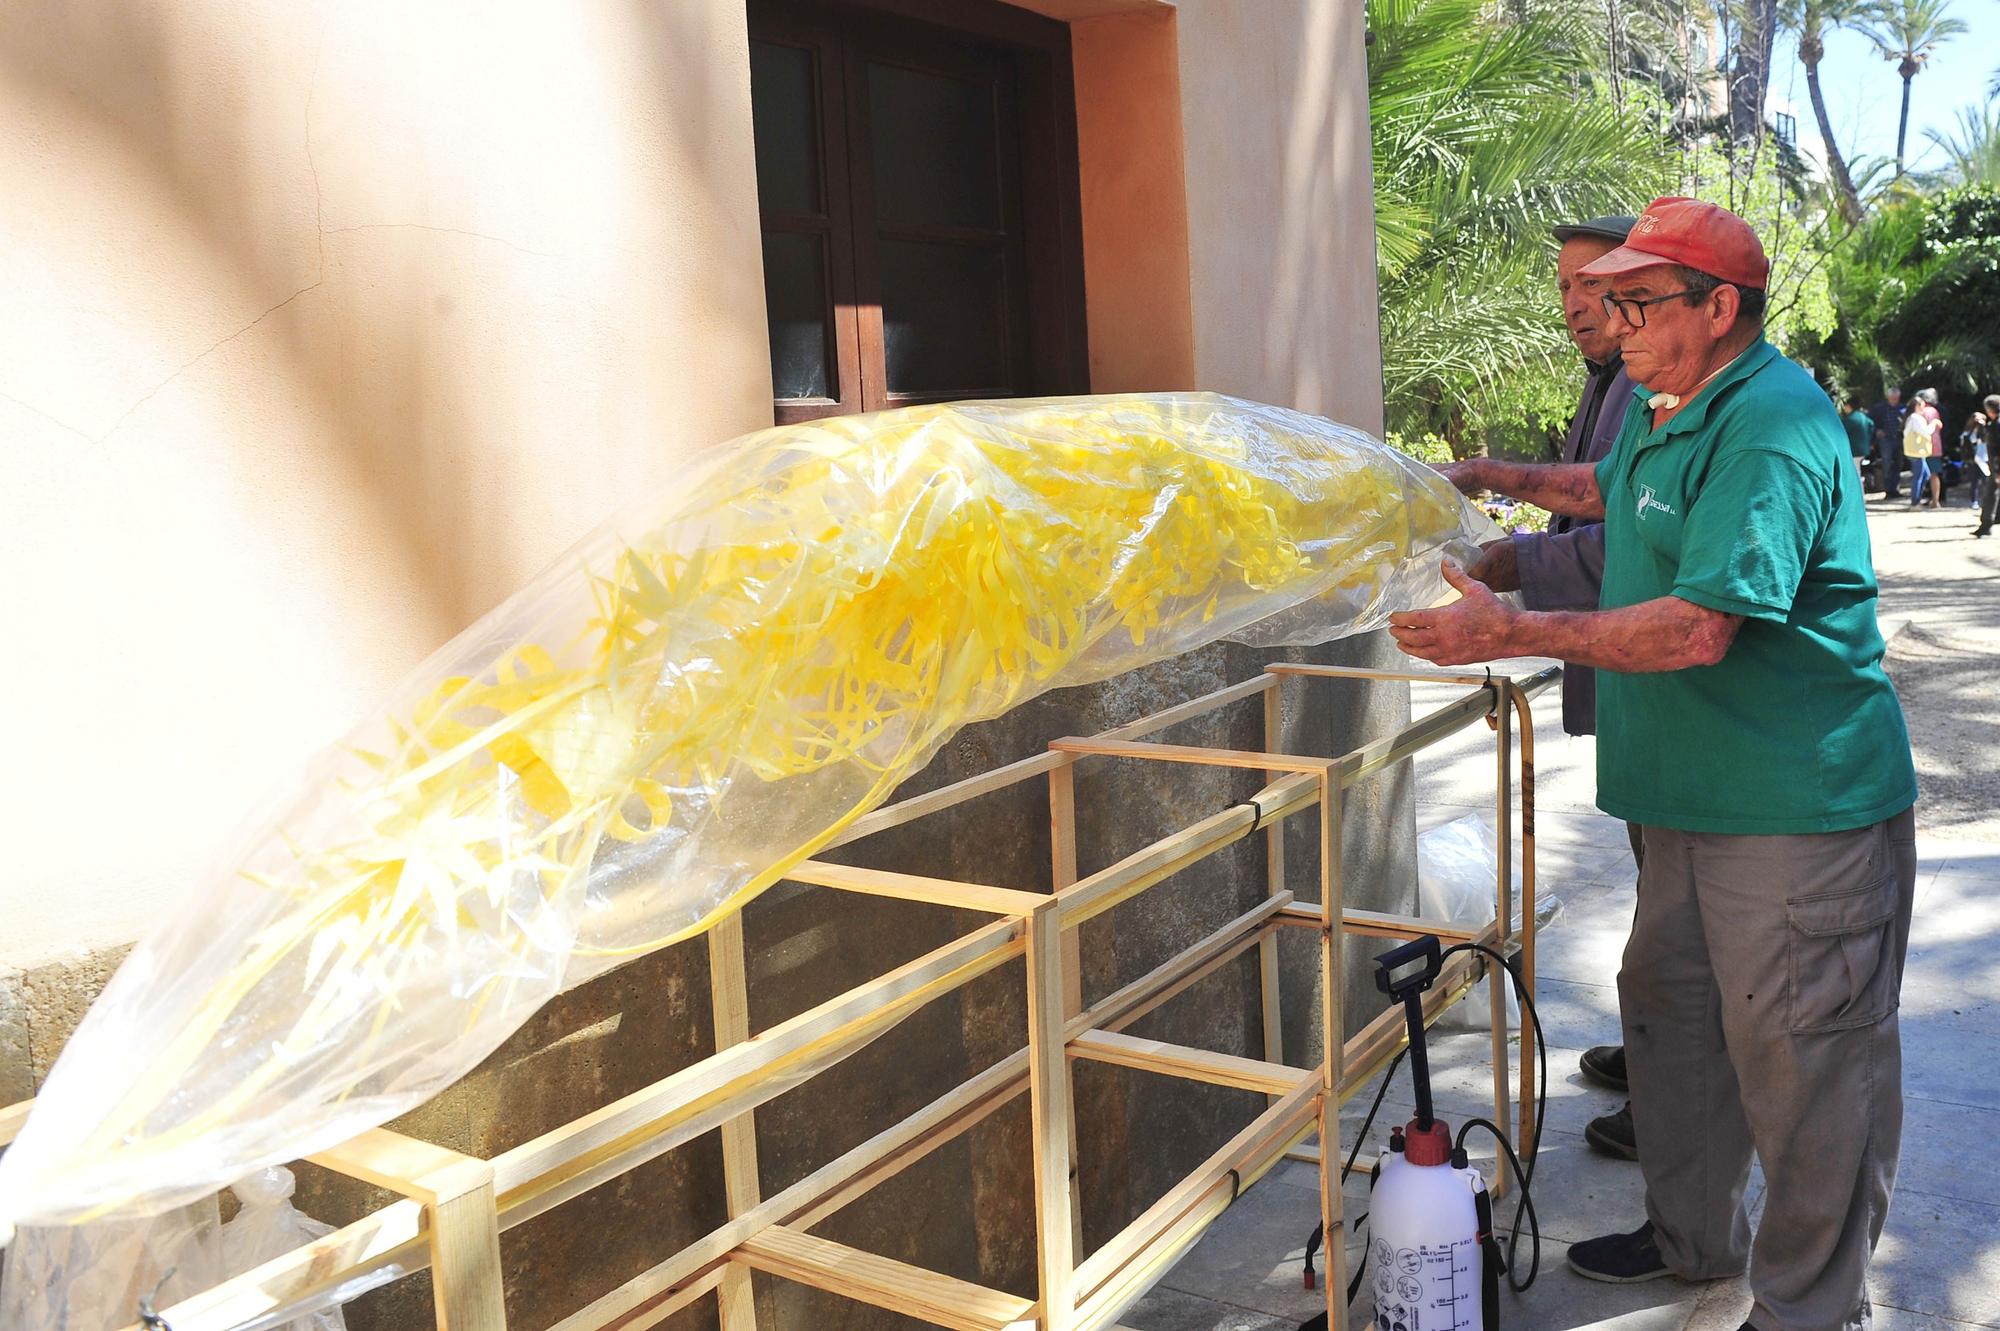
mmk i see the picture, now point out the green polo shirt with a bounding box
[1591,338,1916,834]
[1843,408,1873,458]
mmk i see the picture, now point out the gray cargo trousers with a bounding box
[1620,806,1917,1331]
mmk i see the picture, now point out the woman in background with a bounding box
[1905,390,1939,507]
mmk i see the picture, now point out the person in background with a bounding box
[1925,392,1946,507]
[1458,213,1645,1164]
[1974,395,1997,538]
[1842,396,1873,480]
[1904,390,1938,507]
[1870,385,1907,498]
[1959,407,1987,510]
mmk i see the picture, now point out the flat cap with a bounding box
[1551,215,1638,245]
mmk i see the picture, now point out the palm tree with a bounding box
[1368,0,1675,447]
[1784,0,1867,219]
[1728,0,1784,146]
[1924,102,2000,185]
[1856,0,1969,178]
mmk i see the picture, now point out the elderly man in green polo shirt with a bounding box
[1389,197,1917,1331]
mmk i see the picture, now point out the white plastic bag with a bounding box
[1416,815,1562,1030]
[217,1169,344,1331]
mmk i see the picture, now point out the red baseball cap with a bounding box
[1575,196,1769,290]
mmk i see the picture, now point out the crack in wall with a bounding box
[91,280,328,444]
[321,222,561,259]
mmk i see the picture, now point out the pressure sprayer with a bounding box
[1297,935,1544,1331]
[1365,935,1497,1331]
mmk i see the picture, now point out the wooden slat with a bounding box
[1317,772,1348,1326]
[1269,662,1561,697]
[0,1098,31,1148]
[1317,905,1480,943]
[789,859,1047,917]
[1259,683,1287,1077]
[309,1128,486,1203]
[144,1201,427,1331]
[830,751,1064,847]
[1049,760,1086,1257]
[1057,773,1320,927]
[305,1131,502,1331]
[1048,736,1332,774]
[429,1174,506,1331]
[823,675,1276,852]
[1511,679,1542,1166]
[1026,904,1077,1331]
[1067,1030,1312,1096]
[736,1226,1035,1331]
[1490,692,1515,1198]
[709,913,761,1331]
[545,1266,727,1331]
[1093,674,1277,741]
[1335,689,1495,788]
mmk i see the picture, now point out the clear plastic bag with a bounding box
[1416,814,1562,1030]
[215,1170,344,1331]
[0,393,1496,1264]
[0,1200,219,1331]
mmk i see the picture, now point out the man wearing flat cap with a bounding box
[1463,214,1647,1161]
[1391,197,1917,1331]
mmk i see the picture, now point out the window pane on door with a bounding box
[750,41,820,215]
[763,230,831,400]
[879,239,1008,394]
[867,63,1002,230]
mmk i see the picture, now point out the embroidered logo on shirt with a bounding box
[1636,484,1677,519]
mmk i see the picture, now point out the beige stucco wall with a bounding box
[3,0,1385,979]
[1175,0,1387,432]
[1,1,775,969]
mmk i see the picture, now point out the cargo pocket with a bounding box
[1786,877,1899,1034]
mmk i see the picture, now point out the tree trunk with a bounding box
[1803,51,1862,220]
[1896,69,1914,176]
[1728,0,1780,144]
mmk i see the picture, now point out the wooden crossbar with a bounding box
[1068,1030,1313,1096]
[735,1226,1037,1331]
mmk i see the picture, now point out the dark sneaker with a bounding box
[1568,1222,1672,1283]
[1579,1044,1628,1092]
[1586,1102,1639,1160]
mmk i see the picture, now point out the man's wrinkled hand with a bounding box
[1465,537,1521,593]
[1388,560,1518,666]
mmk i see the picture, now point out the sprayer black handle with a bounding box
[1373,934,1443,999]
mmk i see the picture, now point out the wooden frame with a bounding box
[0,664,1554,1331]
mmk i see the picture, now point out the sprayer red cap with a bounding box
[1403,1118,1453,1167]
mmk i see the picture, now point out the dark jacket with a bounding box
[1867,399,1908,448]
[1513,356,1637,736]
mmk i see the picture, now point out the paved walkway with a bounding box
[1128,499,2000,1331]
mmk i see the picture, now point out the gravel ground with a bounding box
[1866,490,2000,840]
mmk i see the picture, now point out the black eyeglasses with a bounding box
[1600,287,1723,328]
